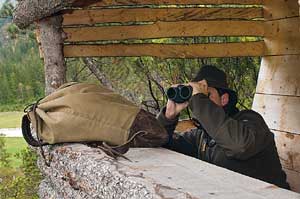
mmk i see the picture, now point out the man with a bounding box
[157,65,290,189]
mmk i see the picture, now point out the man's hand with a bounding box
[165,99,189,120]
[189,80,208,96]
[165,80,208,120]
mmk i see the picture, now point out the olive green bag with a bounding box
[22,82,168,155]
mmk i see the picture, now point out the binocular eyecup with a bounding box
[166,85,193,103]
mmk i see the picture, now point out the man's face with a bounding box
[207,87,229,107]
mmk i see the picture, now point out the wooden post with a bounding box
[38,15,66,95]
[252,0,300,192]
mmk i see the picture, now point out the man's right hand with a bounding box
[165,99,189,120]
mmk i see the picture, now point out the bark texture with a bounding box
[13,0,99,29]
[13,0,73,29]
[38,145,154,199]
[37,144,300,199]
[38,15,66,95]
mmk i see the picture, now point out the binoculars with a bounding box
[166,85,193,103]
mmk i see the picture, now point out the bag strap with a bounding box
[21,114,44,147]
[89,131,146,161]
[22,100,51,167]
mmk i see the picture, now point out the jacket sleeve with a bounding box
[189,94,271,160]
[156,107,199,157]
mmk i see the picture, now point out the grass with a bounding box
[0,112,28,167]
[2,137,27,168]
[0,112,23,128]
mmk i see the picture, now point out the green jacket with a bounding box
[157,93,290,189]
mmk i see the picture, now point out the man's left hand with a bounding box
[189,80,209,96]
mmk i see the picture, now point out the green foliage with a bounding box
[3,137,27,167]
[6,23,20,39]
[0,28,45,110]
[0,0,14,18]
[0,136,41,198]
[0,145,42,199]
[70,54,260,115]
[0,1,44,111]
[66,58,98,83]
[0,136,11,167]
[65,36,261,115]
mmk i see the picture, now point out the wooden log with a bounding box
[13,0,99,29]
[252,94,300,135]
[273,130,300,192]
[63,7,263,25]
[38,16,66,95]
[264,17,300,56]
[79,0,263,7]
[273,130,300,173]
[263,0,299,20]
[38,144,299,198]
[63,41,265,58]
[256,55,300,96]
[254,0,300,194]
[284,169,300,193]
[35,28,44,58]
[64,21,264,42]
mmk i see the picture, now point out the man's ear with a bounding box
[221,93,229,107]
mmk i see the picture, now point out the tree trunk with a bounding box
[37,144,300,198]
[13,0,99,29]
[38,15,66,95]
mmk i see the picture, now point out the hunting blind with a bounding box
[13,0,300,193]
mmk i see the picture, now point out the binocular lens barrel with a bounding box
[166,87,177,100]
[166,85,193,103]
[180,86,191,99]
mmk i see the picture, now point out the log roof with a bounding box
[13,0,266,29]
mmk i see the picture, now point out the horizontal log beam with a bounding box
[63,41,265,58]
[63,7,263,25]
[64,21,264,42]
[78,0,263,7]
[38,145,299,198]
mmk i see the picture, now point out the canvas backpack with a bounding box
[22,82,168,156]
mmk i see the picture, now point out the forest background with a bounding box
[0,0,261,198]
